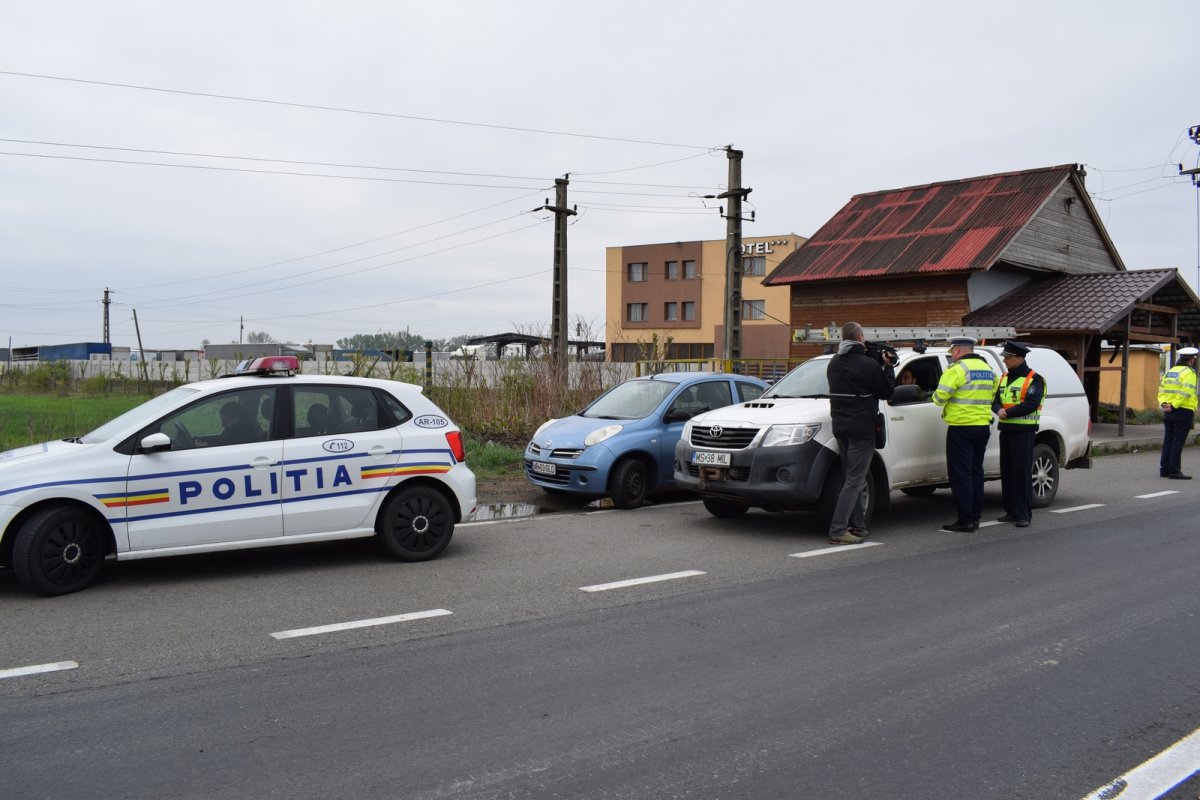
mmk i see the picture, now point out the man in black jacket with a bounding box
[826,321,896,544]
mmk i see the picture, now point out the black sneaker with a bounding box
[1168,473,1193,480]
[996,515,1019,523]
[941,521,978,532]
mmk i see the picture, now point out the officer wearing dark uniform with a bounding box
[992,341,1045,527]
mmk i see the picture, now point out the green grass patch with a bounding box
[464,433,525,480]
[0,393,147,451]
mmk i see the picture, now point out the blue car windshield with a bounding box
[763,359,830,398]
[583,379,676,420]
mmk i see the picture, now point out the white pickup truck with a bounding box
[674,344,1092,524]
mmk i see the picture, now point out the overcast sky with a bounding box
[2,1,1198,351]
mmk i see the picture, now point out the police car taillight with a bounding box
[240,355,300,375]
[445,430,466,463]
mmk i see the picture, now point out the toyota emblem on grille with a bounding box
[709,425,723,438]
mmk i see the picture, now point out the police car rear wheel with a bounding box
[12,506,106,596]
[379,486,454,561]
[1031,443,1059,508]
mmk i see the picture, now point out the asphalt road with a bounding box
[1,450,1198,799]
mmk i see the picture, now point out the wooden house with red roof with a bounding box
[764,164,1200,416]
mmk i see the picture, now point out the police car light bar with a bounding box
[240,355,300,375]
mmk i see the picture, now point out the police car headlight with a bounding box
[762,423,821,447]
[584,424,623,447]
[533,419,558,438]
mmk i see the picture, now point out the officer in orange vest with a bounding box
[992,341,1045,527]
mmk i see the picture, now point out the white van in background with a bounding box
[674,345,1092,525]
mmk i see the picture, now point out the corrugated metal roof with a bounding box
[963,269,1193,333]
[766,165,1077,285]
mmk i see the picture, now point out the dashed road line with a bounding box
[1081,726,1200,800]
[270,609,453,640]
[580,570,705,593]
[1051,503,1106,514]
[790,541,883,558]
[0,661,79,680]
[1135,490,1179,499]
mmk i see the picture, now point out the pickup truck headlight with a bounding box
[761,423,821,447]
[584,424,623,446]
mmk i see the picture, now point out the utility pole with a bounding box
[132,309,149,383]
[716,147,752,368]
[535,176,577,382]
[240,316,244,345]
[102,288,111,344]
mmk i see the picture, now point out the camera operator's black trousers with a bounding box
[999,425,1035,523]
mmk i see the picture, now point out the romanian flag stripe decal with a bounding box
[361,464,451,479]
[95,488,171,508]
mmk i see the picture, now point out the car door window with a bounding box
[294,386,386,437]
[736,381,765,402]
[893,357,942,402]
[156,387,273,450]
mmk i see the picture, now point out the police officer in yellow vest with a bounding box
[992,341,1045,527]
[1158,346,1198,480]
[933,337,1001,532]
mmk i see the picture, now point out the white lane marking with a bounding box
[1051,503,1106,514]
[977,520,1003,528]
[1135,491,1179,499]
[0,661,79,680]
[1081,726,1200,800]
[580,570,705,593]
[270,609,453,640]
[790,541,883,558]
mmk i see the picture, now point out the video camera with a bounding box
[864,340,899,367]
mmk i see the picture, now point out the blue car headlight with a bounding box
[584,424,623,447]
[761,423,821,447]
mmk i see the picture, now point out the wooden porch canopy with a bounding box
[964,268,1200,432]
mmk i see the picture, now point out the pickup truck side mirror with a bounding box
[888,384,928,405]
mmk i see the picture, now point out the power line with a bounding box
[0,70,717,150]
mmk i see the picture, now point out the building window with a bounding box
[742,255,766,277]
[683,260,697,279]
[627,262,647,282]
[664,302,678,321]
[627,303,648,322]
[742,299,765,320]
[682,301,696,321]
[665,260,679,280]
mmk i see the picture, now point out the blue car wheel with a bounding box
[610,457,649,509]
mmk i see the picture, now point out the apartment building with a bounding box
[605,234,804,362]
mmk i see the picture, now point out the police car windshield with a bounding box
[80,386,201,443]
[582,379,676,420]
[763,359,830,399]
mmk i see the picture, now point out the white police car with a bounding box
[0,356,477,596]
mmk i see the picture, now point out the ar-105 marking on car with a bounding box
[674,345,1091,524]
[0,356,477,596]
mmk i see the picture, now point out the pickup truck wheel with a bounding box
[702,496,748,518]
[12,506,106,596]
[816,465,876,531]
[1031,443,1060,508]
[901,486,937,497]
[609,458,649,509]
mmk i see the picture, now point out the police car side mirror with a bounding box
[139,432,172,453]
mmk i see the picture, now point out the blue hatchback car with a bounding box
[524,372,767,508]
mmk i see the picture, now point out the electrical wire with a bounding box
[0,70,718,150]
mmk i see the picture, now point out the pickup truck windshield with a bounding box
[763,359,829,399]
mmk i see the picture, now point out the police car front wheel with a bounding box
[378,486,455,561]
[12,505,107,596]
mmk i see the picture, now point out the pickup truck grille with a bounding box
[689,427,758,450]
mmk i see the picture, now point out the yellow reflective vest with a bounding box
[933,354,1000,425]
[1158,363,1198,412]
[997,370,1043,426]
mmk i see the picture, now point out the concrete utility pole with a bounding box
[718,147,752,367]
[536,176,577,382]
[132,308,148,383]
[102,288,111,344]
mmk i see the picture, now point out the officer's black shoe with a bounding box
[1015,520,1031,528]
[1168,473,1193,480]
[996,515,1019,523]
[941,521,978,532]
